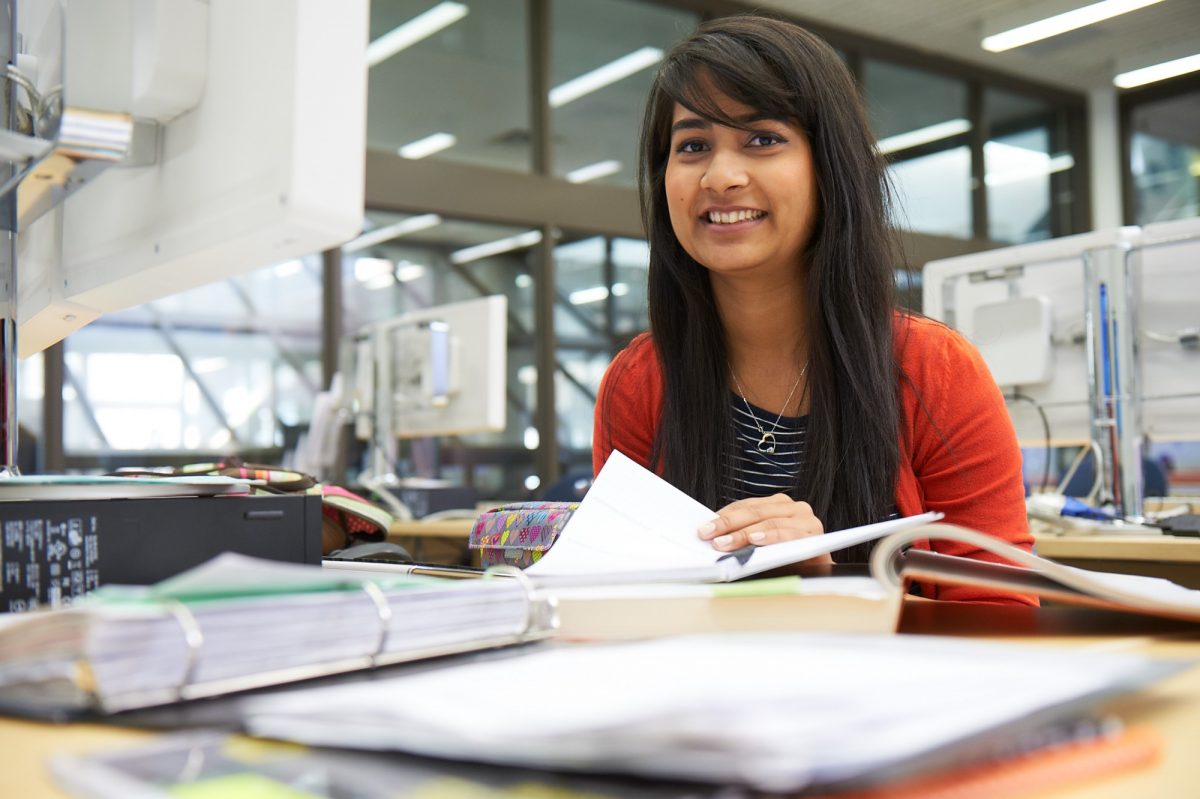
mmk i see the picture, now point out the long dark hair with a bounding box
[635,15,902,555]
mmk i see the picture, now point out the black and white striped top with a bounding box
[724,394,806,505]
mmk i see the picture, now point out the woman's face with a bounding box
[664,91,818,281]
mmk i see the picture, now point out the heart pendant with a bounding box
[757,433,776,454]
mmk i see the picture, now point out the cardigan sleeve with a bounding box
[592,334,661,477]
[899,318,1037,605]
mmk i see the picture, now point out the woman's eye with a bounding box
[748,132,784,147]
[674,139,707,154]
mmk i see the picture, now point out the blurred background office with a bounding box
[14,0,1200,504]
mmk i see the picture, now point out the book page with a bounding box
[525,451,942,584]
[524,450,722,580]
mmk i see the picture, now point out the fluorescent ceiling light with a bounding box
[399,132,457,159]
[450,230,543,264]
[272,259,303,277]
[550,47,663,108]
[367,2,468,67]
[344,214,442,253]
[565,159,622,183]
[396,262,427,282]
[569,286,610,305]
[985,147,1075,186]
[353,257,394,287]
[982,0,1166,53]
[877,119,971,155]
[1114,53,1200,88]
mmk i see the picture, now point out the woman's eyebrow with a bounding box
[670,113,787,135]
[670,117,710,134]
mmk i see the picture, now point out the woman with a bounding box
[592,15,1035,604]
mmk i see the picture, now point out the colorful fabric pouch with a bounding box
[468,501,578,569]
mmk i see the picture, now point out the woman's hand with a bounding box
[697,494,830,563]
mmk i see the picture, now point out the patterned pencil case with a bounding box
[468,501,579,569]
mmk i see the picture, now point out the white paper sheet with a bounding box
[523,450,941,584]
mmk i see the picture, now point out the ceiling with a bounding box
[746,0,1200,91]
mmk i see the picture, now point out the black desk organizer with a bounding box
[0,493,322,612]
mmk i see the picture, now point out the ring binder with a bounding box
[359,581,395,666]
[0,553,560,715]
[164,600,205,702]
[483,564,542,635]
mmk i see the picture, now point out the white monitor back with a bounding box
[16,0,367,357]
[922,225,1200,445]
[353,295,508,441]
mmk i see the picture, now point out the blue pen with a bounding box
[1098,283,1112,400]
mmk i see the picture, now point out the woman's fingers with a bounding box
[698,496,824,551]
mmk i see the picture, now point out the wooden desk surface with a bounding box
[1034,532,1200,563]
[3,596,1199,799]
[387,518,475,539]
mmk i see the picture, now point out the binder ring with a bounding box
[359,580,394,664]
[164,600,205,702]
[482,564,538,634]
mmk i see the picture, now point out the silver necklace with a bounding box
[730,363,807,455]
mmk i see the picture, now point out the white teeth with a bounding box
[707,209,764,224]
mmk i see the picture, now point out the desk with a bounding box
[1034,533,1200,588]
[3,593,1199,799]
[386,518,475,565]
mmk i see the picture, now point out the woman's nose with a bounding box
[699,148,749,192]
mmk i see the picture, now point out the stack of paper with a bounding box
[0,554,556,714]
[242,633,1179,792]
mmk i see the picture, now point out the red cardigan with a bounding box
[592,314,1037,605]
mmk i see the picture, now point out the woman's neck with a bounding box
[712,272,806,365]
[711,272,809,412]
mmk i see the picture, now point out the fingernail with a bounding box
[748,531,765,543]
[714,534,732,548]
[697,521,716,537]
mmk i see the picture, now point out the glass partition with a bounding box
[1128,86,1200,224]
[864,58,972,238]
[985,88,1074,244]
[367,0,531,172]
[550,0,697,187]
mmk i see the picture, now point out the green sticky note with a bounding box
[168,773,323,799]
[712,576,803,598]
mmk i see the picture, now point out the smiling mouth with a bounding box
[704,209,766,225]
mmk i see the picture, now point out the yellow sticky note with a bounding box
[168,773,323,799]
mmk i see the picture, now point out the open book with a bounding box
[871,523,1200,621]
[0,553,557,716]
[523,450,942,586]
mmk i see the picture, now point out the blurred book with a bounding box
[871,523,1200,621]
[0,553,556,716]
[49,730,724,799]
[239,632,1181,793]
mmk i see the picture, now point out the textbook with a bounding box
[871,523,1200,622]
[522,450,942,586]
[0,553,557,716]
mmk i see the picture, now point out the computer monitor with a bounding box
[922,222,1200,448]
[15,0,367,356]
[348,295,508,483]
